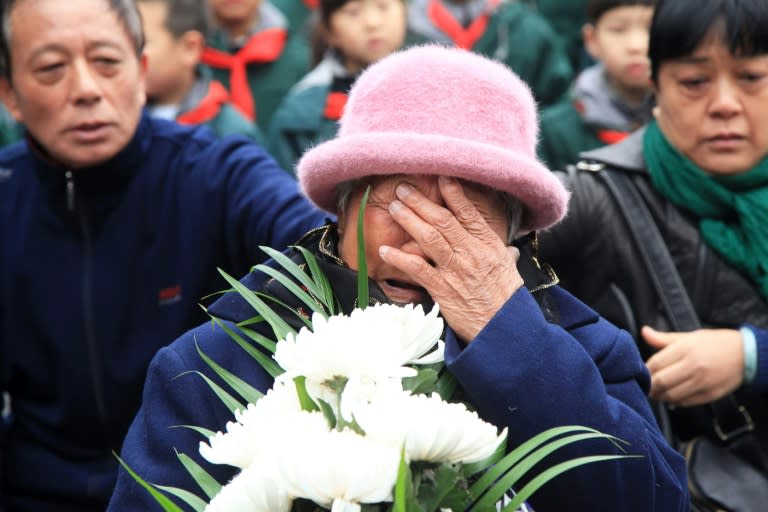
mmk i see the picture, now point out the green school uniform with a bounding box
[205,3,310,129]
[408,0,574,106]
[267,53,353,174]
[532,0,590,71]
[538,64,653,171]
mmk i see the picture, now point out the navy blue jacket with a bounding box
[0,113,327,511]
[108,229,688,512]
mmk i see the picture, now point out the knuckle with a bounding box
[422,226,443,246]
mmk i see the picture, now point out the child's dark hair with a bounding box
[586,0,654,24]
[649,0,768,82]
[137,0,211,39]
[320,0,355,27]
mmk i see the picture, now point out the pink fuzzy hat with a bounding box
[296,45,569,232]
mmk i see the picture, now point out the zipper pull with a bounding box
[65,170,75,211]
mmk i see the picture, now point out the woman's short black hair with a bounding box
[586,0,654,25]
[649,0,768,82]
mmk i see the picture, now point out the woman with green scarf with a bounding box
[539,0,768,495]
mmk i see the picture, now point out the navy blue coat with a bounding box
[0,113,328,511]
[108,230,688,511]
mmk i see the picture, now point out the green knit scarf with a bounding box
[643,120,768,301]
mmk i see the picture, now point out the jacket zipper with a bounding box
[68,171,110,447]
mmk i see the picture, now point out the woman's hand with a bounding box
[378,176,524,342]
[644,326,744,406]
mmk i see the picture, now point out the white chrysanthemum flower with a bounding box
[276,429,401,511]
[273,303,444,407]
[199,382,328,469]
[355,391,507,464]
[204,462,291,512]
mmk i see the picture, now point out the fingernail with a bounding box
[396,183,413,199]
[379,245,390,256]
[389,200,403,212]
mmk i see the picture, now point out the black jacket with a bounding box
[538,129,768,444]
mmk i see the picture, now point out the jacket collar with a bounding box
[577,126,647,174]
[31,110,151,215]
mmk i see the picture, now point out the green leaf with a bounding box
[256,291,314,330]
[317,398,337,429]
[114,453,184,512]
[468,425,600,501]
[402,368,439,395]
[260,245,334,313]
[195,342,263,404]
[154,484,208,512]
[171,424,216,440]
[175,450,222,500]
[236,315,266,327]
[253,262,328,317]
[211,317,283,378]
[237,325,277,353]
[294,376,320,412]
[434,370,458,401]
[356,186,371,309]
[393,447,422,512]
[415,463,465,512]
[217,267,295,341]
[471,431,628,509]
[461,435,507,476]
[176,370,243,415]
[294,245,338,314]
[501,454,640,511]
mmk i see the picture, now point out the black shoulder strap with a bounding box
[596,167,767,469]
[597,168,700,331]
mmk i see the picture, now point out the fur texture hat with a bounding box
[296,45,569,232]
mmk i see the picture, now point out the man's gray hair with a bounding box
[336,179,525,245]
[0,0,145,81]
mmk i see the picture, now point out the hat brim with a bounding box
[297,132,569,232]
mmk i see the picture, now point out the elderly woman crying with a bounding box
[108,46,688,512]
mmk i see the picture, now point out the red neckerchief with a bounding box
[176,81,230,125]
[201,27,288,121]
[303,0,319,8]
[427,0,499,50]
[596,129,630,145]
[323,92,348,121]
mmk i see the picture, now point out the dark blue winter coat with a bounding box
[107,227,689,512]
[0,113,328,511]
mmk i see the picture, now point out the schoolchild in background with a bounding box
[139,0,265,143]
[406,0,573,106]
[538,0,654,171]
[267,0,409,173]
[272,0,318,42]
[532,0,590,73]
[203,0,310,128]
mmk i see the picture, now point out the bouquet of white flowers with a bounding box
[120,193,632,512]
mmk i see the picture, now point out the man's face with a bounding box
[0,0,147,169]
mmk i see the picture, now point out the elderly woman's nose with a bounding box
[709,77,743,117]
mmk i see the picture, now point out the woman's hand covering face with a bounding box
[378,176,524,342]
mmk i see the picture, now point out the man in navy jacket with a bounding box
[0,0,327,510]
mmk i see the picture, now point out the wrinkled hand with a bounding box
[644,326,744,406]
[378,176,524,343]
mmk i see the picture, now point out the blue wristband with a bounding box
[741,326,758,386]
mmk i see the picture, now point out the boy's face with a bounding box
[327,0,407,74]
[208,0,261,26]
[584,5,653,99]
[139,2,198,106]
